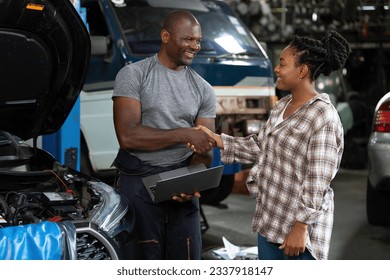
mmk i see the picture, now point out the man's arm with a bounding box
[113,96,215,153]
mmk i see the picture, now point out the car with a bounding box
[0,0,135,259]
[367,91,390,226]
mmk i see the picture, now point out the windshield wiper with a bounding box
[208,51,259,63]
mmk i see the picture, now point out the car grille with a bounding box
[77,232,112,260]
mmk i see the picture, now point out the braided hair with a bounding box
[289,31,351,80]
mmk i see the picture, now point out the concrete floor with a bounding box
[201,168,390,260]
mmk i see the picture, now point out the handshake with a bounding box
[187,125,223,154]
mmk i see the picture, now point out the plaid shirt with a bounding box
[220,93,343,260]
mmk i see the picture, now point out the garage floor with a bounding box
[201,168,390,260]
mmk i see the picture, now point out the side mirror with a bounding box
[90,35,109,55]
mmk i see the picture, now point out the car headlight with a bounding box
[88,181,128,237]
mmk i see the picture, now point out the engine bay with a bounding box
[0,180,101,228]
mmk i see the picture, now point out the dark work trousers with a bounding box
[113,150,201,260]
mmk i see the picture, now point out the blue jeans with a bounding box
[257,234,315,260]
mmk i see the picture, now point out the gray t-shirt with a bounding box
[113,54,216,166]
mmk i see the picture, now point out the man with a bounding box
[111,10,216,260]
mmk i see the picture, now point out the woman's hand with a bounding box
[188,126,224,151]
[279,221,308,256]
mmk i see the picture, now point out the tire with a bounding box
[80,138,95,178]
[366,179,390,226]
[80,136,116,185]
[200,174,234,207]
[340,135,367,169]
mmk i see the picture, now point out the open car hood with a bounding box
[0,0,90,140]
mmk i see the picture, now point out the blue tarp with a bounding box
[0,221,63,260]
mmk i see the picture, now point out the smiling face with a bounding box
[160,16,202,70]
[274,46,303,92]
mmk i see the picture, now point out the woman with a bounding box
[194,31,351,260]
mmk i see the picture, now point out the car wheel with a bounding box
[366,179,390,226]
[80,135,116,186]
[80,137,95,178]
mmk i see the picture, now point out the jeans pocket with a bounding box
[138,239,161,260]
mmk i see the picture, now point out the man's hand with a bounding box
[186,128,216,154]
[172,192,201,202]
[188,125,223,150]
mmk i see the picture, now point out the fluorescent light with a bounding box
[215,35,245,54]
[357,5,375,11]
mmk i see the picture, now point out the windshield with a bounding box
[112,0,264,57]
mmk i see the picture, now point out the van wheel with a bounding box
[80,136,116,186]
[80,138,95,178]
[366,179,390,226]
[200,174,234,208]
